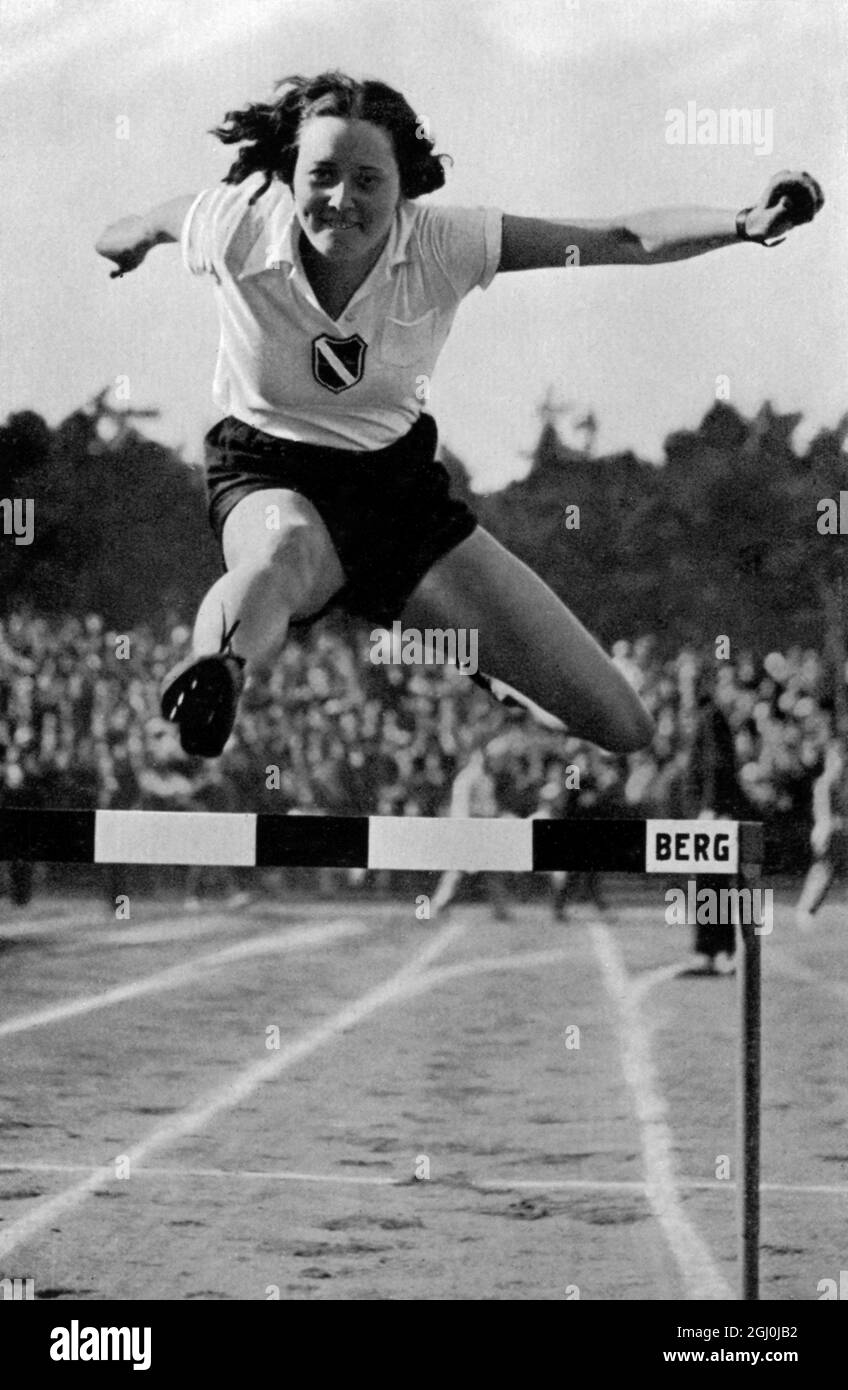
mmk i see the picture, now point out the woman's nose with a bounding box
[326,179,356,211]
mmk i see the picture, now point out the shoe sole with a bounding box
[161,655,241,758]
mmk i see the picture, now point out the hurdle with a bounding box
[0,809,764,1300]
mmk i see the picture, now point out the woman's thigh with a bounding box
[222,488,346,619]
[402,526,652,752]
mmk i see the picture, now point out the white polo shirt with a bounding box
[181,173,503,450]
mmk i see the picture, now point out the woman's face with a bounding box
[292,115,402,266]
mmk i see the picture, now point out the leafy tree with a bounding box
[480,396,846,663]
[0,396,219,625]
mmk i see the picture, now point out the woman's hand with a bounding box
[95,214,156,278]
[744,170,825,243]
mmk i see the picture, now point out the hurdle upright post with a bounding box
[736,824,764,1302]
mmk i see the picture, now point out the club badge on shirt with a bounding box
[312,333,367,393]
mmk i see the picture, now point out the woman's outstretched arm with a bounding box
[500,169,824,270]
[95,194,196,278]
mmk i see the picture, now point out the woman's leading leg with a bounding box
[402,526,653,754]
[163,488,346,756]
[192,488,346,668]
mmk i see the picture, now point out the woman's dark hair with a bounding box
[211,70,450,203]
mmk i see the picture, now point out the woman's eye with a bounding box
[307,169,380,191]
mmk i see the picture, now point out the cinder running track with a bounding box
[0,887,844,1300]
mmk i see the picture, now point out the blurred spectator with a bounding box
[430,740,511,921]
[680,687,748,974]
[536,754,625,921]
[795,734,846,930]
[0,759,38,904]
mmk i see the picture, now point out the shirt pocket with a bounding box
[380,310,437,366]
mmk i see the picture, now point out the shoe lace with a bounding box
[219,614,246,670]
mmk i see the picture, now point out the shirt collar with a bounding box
[238,193,416,281]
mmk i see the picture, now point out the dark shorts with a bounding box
[204,414,477,627]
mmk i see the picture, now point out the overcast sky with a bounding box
[2,0,845,489]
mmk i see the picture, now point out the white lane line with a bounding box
[0,911,118,942]
[0,917,468,1261]
[480,1179,848,1197]
[80,918,251,948]
[0,919,370,1039]
[587,921,733,1301]
[0,1163,399,1186]
[0,901,310,946]
[2,1162,846,1198]
[0,909,237,944]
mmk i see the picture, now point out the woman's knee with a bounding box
[245,523,340,611]
[257,519,324,576]
[223,494,344,611]
[598,689,654,754]
[612,708,654,754]
[544,671,653,754]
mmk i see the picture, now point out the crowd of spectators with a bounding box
[0,611,841,878]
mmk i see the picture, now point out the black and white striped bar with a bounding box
[0,811,763,873]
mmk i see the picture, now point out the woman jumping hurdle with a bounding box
[96,71,823,759]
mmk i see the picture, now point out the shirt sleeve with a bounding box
[419,205,503,298]
[180,180,258,279]
[180,189,212,276]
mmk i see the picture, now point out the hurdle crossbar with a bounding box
[0,809,763,873]
[0,809,765,1300]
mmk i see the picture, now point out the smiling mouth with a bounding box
[321,220,361,231]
